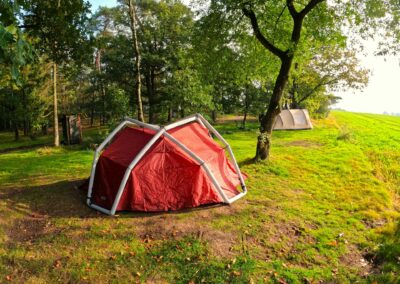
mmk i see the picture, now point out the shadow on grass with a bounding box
[3,179,94,218]
[238,157,256,167]
[3,179,229,219]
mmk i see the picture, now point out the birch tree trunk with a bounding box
[53,62,60,147]
[128,0,144,122]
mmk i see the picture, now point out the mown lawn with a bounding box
[0,111,399,283]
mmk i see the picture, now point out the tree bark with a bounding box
[41,123,48,135]
[255,56,293,161]
[242,111,247,129]
[242,90,249,129]
[14,120,19,141]
[90,91,95,127]
[167,107,172,122]
[146,67,158,123]
[211,110,217,123]
[53,62,60,147]
[128,0,144,122]
[243,0,324,161]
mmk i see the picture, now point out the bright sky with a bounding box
[89,0,400,115]
[334,51,400,114]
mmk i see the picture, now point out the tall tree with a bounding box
[241,0,325,161]
[131,0,195,123]
[22,0,91,146]
[127,0,144,122]
[206,0,400,161]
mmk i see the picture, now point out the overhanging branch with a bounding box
[300,0,325,18]
[242,7,286,59]
[287,0,298,18]
[297,77,337,104]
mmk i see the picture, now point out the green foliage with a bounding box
[285,46,369,117]
[104,85,130,123]
[22,0,92,64]
[0,57,51,138]
[0,24,35,83]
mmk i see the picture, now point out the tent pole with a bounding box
[163,132,229,203]
[195,114,247,197]
[124,116,160,131]
[110,128,166,215]
[164,115,198,131]
[88,114,247,215]
[87,120,131,205]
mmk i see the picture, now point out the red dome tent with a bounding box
[87,114,247,215]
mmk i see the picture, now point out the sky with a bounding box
[334,51,400,114]
[89,0,117,11]
[89,0,400,115]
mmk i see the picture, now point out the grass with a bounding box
[0,132,52,151]
[0,111,399,283]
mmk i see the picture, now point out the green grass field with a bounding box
[0,111,399,283]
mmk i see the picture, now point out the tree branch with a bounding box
[287,0,298,18]
[289,0,325,43]
[299,0,325,18]
[297,77,337,104]
[242,7,286,59]
[273,4,287,39]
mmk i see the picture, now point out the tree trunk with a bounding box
[242,1,324,162]
[242,91,249,129]
[95,48,107,126]
[211,110,217,123]
[146,67,157,124]
[22,89,29,136]
[23,120,28,136]
[255,56,293,161]
[167,107,172,122]
[53,62,60,147]
[41,123,48,135]
[100,85,105,126]
[148,68,158,123]
[288,63,299,109]
[90,92,95,127]
[242,111,248,129]
[14,121,19,141]
[128,0,144,122]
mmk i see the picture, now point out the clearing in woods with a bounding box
[0,111,399,283]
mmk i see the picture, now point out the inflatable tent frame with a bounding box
[87,113,247,215]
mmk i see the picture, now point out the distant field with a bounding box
[0,111,399,283]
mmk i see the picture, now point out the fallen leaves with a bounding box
[327,240,338,247]
[232,270,241,276]
[53,259,62,269]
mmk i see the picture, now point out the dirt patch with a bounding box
[285,140,323,148]
[245,221,318,262]
[340,245,376,278]
[133,211,238,258]
[362,218,387,229]
[3,179,94,218]
[7,213,59,243]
